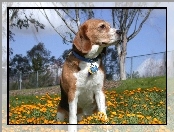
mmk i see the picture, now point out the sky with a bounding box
[5,2,174,76]
[9,6,166,60]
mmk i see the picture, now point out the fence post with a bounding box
[130,57,133,79]
[36,71,38,88]
[19,71,22,90]
[56,68,58,85]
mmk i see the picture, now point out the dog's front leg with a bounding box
[95,90,107,119]
[69,91,79,124]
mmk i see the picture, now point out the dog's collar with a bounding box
[72,51,99,63]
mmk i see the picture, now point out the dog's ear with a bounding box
[73,24,92,53]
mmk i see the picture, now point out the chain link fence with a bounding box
[104,51,166,81]
[9,51,168,90]
[126,52,166,78]
[9,68,62,90]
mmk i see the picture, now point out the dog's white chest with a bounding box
[74,60,104,90]
[73,60,104,114]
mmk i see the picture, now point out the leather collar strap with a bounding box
[72,51,99,63]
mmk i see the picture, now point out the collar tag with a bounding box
[88,63,99,75]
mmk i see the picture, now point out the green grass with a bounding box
[110,76,166,93]
[9,94,58,108]
[9,76,166,125]
[106,87,166,124]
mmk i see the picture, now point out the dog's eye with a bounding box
[100,24,106,29]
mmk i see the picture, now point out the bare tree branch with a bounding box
[119,10,124,31]
[126,9,138,31]
[88,9,94,19]
[41,9,72,43]
[10,9,19,26]
[127,9,153,41]
[62,9,76,22]
[133,10,140,33]
[123,9,128,33]
[54,9,76,35]
[112,7,154,80]
[75,9,80,29]
[112,9,116,28]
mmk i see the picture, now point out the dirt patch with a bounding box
[9,86,61,96]
[104,80,122,89]
[9,80,121,96]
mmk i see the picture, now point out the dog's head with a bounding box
[73,19,122,54]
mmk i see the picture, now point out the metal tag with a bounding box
[88,64,98,75]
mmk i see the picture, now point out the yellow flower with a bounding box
[145,98,149,101]
[129,91,134,95]
[122,120,127,124]
[133,104,137,108]
[137,88,141,91]
[107,101,114,107]
[112,112,117,115]
[142,104,147,108]
[87,116,93,120]
[44,119,49,124]
[137,114,144,119]
[40,107,47,112]
[124,103,128,106]
[27,111,30,114]
[118,114,124,118]
[159,101,164,105]
[151,118,162,124]
[47,103,53,107]
[47,100,52,103]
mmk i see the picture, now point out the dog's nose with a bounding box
[116,30,122,35]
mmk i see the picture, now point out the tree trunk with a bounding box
[119,33,127,80]
[120,53,126,80]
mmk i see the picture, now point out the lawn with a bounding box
[9,76,166,125]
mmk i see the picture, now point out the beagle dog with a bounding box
[57,19,121,124]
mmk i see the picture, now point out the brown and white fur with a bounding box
[57,19,121,124]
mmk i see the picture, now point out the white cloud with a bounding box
[9,9,67,36]
[136,58,165,77]
[9,9,82,44]
[6,2,79,37]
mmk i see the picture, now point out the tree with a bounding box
[40,6,154,80]
[9,54,31,75]
[104,47,120,80]
[61,49,72,61]
[8,8,45,41]
[127,71,140,79]
[2,3,45,81]
[27,43,51,71]
[40,5,94,44]
[111,8,153,80]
